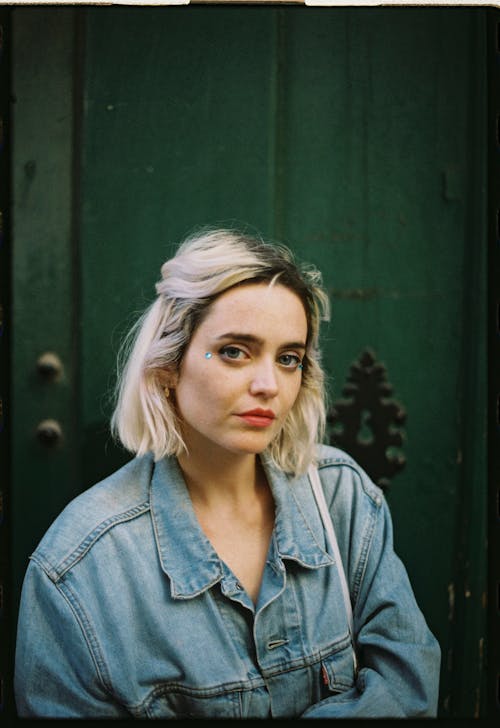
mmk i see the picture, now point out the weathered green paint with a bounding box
[274,9,488,717]
[10,6,489,718]
[11,9,80,602]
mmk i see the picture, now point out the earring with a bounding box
[164,387,170,398]
[204,352,213,359]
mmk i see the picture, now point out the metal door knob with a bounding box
[36,352,63,381]
[36,419,63,447]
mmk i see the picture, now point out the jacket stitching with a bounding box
[139,637,354,711]
[287,483,336,565]
[259,634,353,679]
[316,457,383,508]
[316,460,381,617]
[35,502,151,581]
[39,568,118,704]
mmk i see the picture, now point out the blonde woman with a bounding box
[15,228,440,718]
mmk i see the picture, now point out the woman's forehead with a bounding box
[200,282,308,337]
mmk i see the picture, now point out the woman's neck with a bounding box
[177,440,275,605]
[178,447,275,605]
[177,447,265,509]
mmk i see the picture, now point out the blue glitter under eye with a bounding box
[298,363,304,370]
[205,352,212,359]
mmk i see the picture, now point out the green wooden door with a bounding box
[10,6,487,718]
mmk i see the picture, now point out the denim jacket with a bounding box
[15,445,440,718]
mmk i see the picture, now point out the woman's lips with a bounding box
[237,410,276,427]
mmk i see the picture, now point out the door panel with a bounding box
[11,8,80,598]
[276,10,487,717]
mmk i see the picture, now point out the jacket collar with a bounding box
[150,454,333,599]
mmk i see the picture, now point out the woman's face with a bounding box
[171,282,308,461]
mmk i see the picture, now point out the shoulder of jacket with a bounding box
[32,454,155,581]
[314,443,384,508]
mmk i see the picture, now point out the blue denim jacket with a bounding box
[15,445,440,718]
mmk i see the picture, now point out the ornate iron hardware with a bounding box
[327,349,406,491]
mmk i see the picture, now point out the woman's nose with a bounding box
[249,360,279,398]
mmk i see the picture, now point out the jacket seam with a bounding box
[352,496,378,606]
[56,577,116,698]
[144,678,264,703]
[285,485,336,566]
[259,633,353,679]
[316,458,383,508]
[139,636,354,710]
[316,460,381,611]
[33,502,151,581]
[37,566,118,704]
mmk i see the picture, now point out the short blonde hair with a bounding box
[111,227,330,475]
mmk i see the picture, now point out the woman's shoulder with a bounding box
[313,443,384,508]
[31,454,156,580]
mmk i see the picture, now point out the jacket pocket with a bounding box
[320,641,357,696]
[144,685,242,718]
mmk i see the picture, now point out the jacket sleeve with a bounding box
[301,474,441,719]
[15,559,130,718]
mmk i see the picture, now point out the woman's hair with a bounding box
[111,227,330,475]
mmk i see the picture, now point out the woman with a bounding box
[15,228,440,718]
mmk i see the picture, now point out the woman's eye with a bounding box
[219,345,247,361]
[278,353,302,369]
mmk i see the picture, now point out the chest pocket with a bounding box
[319,641,357,696]
[144,684,243,718]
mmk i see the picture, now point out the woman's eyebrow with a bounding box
[281,342,307,351]
[216,332,263,344]
[215,332,306,349]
